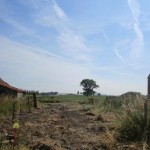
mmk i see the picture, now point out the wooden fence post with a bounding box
[145,74,150,126]
[28,97,31,113]
[143,75,150,147]
[33,93,37,108]
[12,102,16,121]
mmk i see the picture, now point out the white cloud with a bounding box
[0,15,40,39]
[0,0,147,95]
[114,0,144,68]
[52,0,67,19]
[1,36,146,95]
[114,48,125,62]
[0,36,91,92]
[57,29,92,62]
[127,0,144,58]
[128,0,140,22]
[101,29,110,42]
[114,39,130,62]
[0,1,42,40]
[34,1,67,27]
[0,0,94,62]
[130,23,144,57]
[33,0,93,62]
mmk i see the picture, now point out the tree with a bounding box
[97,93,101,96]
[80,79,99,96]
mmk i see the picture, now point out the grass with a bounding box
[116,97,150,143]
[36,94,150,147]
[118,111,145,141]
[0,96,15,116]
[0,93,149,149]
[37,94,106,103]
[0,95,33,118]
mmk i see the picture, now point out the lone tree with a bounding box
[80,79,99,96]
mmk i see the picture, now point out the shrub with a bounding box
[118,111,145,141]
[115,97,150,143]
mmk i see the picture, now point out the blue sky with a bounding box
[0,0,150,95]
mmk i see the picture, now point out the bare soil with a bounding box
[0,102,143,150]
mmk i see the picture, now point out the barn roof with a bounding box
[0,78,26,93]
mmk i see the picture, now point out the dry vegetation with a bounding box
[0,94,149,150]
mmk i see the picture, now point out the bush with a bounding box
[118,111,145,141]
[117,97,150,142]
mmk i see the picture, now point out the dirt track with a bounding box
[0,103,142,150]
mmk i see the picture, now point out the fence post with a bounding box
[146,74,150,125]
[28,97,31,113]
[143,75,150,147]
[33,93,37,108]
[12,102,16,121]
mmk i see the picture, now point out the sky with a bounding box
[0,0,150,95]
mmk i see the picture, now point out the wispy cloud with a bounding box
[57,29,92,62]
[52,0,67,19]
[0,0,39,38]
[0,15,40,39]
[128,0,144,58]
[0,36,92,92]
[114,0,144,68]
[114,48,125,62]
[33,0,93,62]
[128,0,140,22]
[0,0,94,62]
[34,0,67,27]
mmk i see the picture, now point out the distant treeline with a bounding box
[26,91,39,94]
[40,92,58,96]
[26,91,58,96]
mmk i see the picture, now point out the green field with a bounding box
[37,94,106,103]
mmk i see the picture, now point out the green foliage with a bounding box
[101,96,123,112]
[80,79,99,96]
[118,99,150,142]
[118,111,145,141]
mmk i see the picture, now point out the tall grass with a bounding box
[0,95,32,117]
[118,111,146,141]
[100,96,123,113]
[99,95,150,143]
[0,96,14,116]
[117,97,150,143]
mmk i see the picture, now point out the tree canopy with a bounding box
[80,79,99,96]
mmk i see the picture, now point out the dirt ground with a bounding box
[0,102,143,150]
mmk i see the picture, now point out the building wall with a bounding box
[17,92,23,98]
[0,86,17,97]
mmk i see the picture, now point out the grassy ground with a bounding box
[0,94,149,149]
[37,94,106,103]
